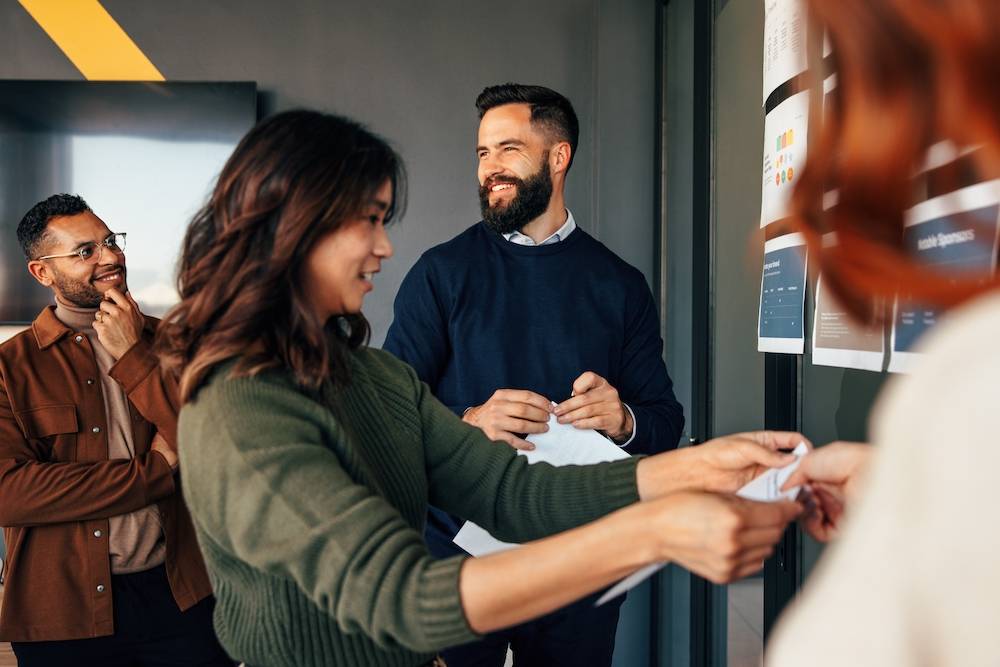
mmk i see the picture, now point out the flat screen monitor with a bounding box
[0,80,256,322]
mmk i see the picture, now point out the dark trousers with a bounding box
[442,591,625,667]
[12,564,234,667]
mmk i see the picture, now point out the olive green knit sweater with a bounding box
[178,347,640,667]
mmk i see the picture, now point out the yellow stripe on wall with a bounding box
[19,0,164,81]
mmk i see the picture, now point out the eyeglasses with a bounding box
[36,233,127,264]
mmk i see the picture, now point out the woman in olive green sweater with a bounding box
[157,110,802,667]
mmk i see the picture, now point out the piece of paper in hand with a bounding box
[453,413,630,557]
[452,521,519,557]
[595,562,665,606]
[735,441,808,502]
[595,441,810,607]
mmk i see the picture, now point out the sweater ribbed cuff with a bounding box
[597,456,642,510]
[417,555,479,650]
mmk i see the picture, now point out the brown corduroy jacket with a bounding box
[0,306,213,642]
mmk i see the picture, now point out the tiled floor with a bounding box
[727,577,764,667]
[0,587,13,666]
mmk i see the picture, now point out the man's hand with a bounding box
[150,433,178,471]
[463,389,552,451]
[781,441,871,542]
[93,288,145,360]
[637,431,809,500]
[553,372,632,442]
[647,491,802,584]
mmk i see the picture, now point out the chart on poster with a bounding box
[763,0,807,103]
[761,90,809,227]
[889,181,1000,372]
[758,233,808,354]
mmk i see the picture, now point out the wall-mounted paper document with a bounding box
[595,443,809,607]
[763,0,807,103]
[759,233,808,354]
[812,233,884,371]
[812,275,885,372]
[889,180,1000,373]
[453,414,630,558]
[761,90,809,227]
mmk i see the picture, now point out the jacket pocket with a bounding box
[16,404,79,461]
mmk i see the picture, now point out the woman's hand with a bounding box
[648,491,802,584]
[638,431,810,500]
[782,441,871,542]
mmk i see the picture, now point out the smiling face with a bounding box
[303,180,395,320]
[27,210,127,308]
[476,103,556,233]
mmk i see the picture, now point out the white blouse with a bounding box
[767,289,1000,666]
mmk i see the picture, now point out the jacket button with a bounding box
[74,335,83,343]
[93,530,102,538]
[92,426,101,434]
[96,584,105,593]
[86,378,95,386]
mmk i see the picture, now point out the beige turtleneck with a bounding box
[54,297,166,574]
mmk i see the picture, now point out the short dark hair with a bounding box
[17,193,91,260]
[476,83,580,170]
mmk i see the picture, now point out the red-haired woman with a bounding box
[768,1,1000,664]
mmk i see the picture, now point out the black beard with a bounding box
[51,265,126,308]
[479,161,554,235]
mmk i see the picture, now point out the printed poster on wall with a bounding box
[761,90,809,227]
[812,277,885,371]
[759,232,808,354]
[763,0,807,103]
[888,180,1000,373]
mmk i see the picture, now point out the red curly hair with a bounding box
[792,0,1000,321]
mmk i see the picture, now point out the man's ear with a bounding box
[27,260,55,288]
[549,141,572,176]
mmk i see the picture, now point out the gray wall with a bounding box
[0,2,660,664]
[0,0,658,346]
[713,0,766,437]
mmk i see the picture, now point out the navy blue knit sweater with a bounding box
[384,221,684,555]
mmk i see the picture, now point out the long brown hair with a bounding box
[156,110,405,402]
[793,0,1000,320]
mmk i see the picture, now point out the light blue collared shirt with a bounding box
[502,209,578,246]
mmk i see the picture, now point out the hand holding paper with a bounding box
[454,414,629,557]
[596,442,808,606]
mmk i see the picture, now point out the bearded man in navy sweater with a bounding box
[383,83,684,667]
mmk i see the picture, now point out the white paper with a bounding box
[596,563,664,606]
[763,0,808,103]
[452,521,518,557]
[812,237,885,373]
[889,180,1000,373]
[735,442,808,502]
[761,90,809,227]
[758,233,808,354]
[596,442,809,607]
[453,414,630,557]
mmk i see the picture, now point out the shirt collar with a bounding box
[503,209,577,246]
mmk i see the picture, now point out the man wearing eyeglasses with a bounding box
[0,194,233,665]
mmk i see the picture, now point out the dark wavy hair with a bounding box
[792,0,1000,321]
[476,83,580,170]
[156,110,405,402]
[17,193,90,259]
